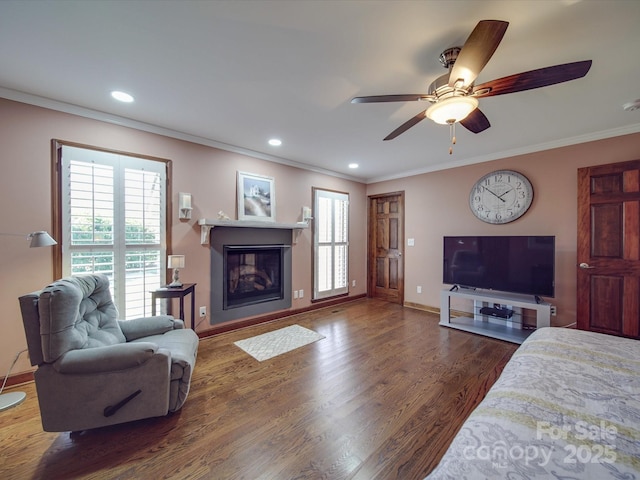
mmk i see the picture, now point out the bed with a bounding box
[426,327,640,479]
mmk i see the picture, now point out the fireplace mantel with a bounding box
[198,218,308,244]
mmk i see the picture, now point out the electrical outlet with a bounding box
[352,280,356,287]
[550,305,557,316]
[199,306,207,317]
[293,290,299,299]
[417,285,422,294]
[299,289,304,298]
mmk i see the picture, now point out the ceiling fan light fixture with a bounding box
[426,96,478,125]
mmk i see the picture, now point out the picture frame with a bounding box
[237,171,275,222]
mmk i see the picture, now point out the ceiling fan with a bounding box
[352,20,592,150]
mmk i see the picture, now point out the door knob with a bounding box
[579,262,595,269]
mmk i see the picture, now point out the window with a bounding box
[56,144,168,319]
[313,188,349,300]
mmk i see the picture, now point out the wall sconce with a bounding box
[179,192,192,220]
[302,206,312,223]
[168,255,185,287]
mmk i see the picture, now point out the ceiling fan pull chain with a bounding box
[449,121,456,155]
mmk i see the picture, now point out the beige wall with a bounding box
[367,132,640,326]
[3,95,639,376]
[0,98,367,375]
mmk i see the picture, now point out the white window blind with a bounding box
[313,189,349,299]
[61,146,166,319]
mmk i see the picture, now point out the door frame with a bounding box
[367,191,405,303]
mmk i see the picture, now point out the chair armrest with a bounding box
[53,342,163,374]
[170,318,185,329]
[118,315,183,341]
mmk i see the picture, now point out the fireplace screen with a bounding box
[223,245,284,309]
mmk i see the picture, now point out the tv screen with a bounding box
[443,236,555,298]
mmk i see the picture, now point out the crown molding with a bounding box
[0,87,364,184]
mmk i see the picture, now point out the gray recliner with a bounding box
[18,274,199,432]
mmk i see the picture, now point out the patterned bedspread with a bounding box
[426,327,640,479]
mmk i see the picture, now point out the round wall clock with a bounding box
[469,170,534,224]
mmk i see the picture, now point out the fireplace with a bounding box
[224,245,284,309]
[210,227,292,324]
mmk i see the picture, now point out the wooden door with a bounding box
[368,192,404,304]
[577,159,640,338]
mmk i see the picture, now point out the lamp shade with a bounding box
[168,255,185,269]
[426,96,479,124]
[28,231,57,248]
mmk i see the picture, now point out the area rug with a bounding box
[234,324,325,361]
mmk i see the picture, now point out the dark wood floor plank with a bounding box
[0,298,517,480]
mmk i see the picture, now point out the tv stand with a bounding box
[440,288,551,344]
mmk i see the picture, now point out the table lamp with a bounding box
[168,255,185,287]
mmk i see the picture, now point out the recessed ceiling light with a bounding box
[348,163,359,169]
[111,91,134,103]
[268,138,282,146]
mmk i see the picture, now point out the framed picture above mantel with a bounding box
[237,171,275,222]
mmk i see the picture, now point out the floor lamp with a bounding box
[0,349,28,411]
[0,230,57,411]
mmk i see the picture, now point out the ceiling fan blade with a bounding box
[472,60,592,98]
[351,94,430,104]
[460,108,490,134]
[383,110,428,141]
[449,20,509,89]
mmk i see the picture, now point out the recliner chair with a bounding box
[18,274,199,432]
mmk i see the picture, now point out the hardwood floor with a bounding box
[0,298,517,480]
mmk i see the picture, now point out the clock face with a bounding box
[469,170,534,224]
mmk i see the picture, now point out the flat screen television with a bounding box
[443,236,555,298]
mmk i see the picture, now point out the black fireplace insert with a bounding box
[223,245,285,310]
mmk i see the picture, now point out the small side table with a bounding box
[151,283,197,330]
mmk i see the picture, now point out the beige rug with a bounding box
[234,324,325,361]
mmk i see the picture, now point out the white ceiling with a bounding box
[1,0,639,183]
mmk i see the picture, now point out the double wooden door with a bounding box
[577,159,640,338]
[368,192,404,304]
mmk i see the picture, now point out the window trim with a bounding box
[52,139,172,292]
[312,187,349,301]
